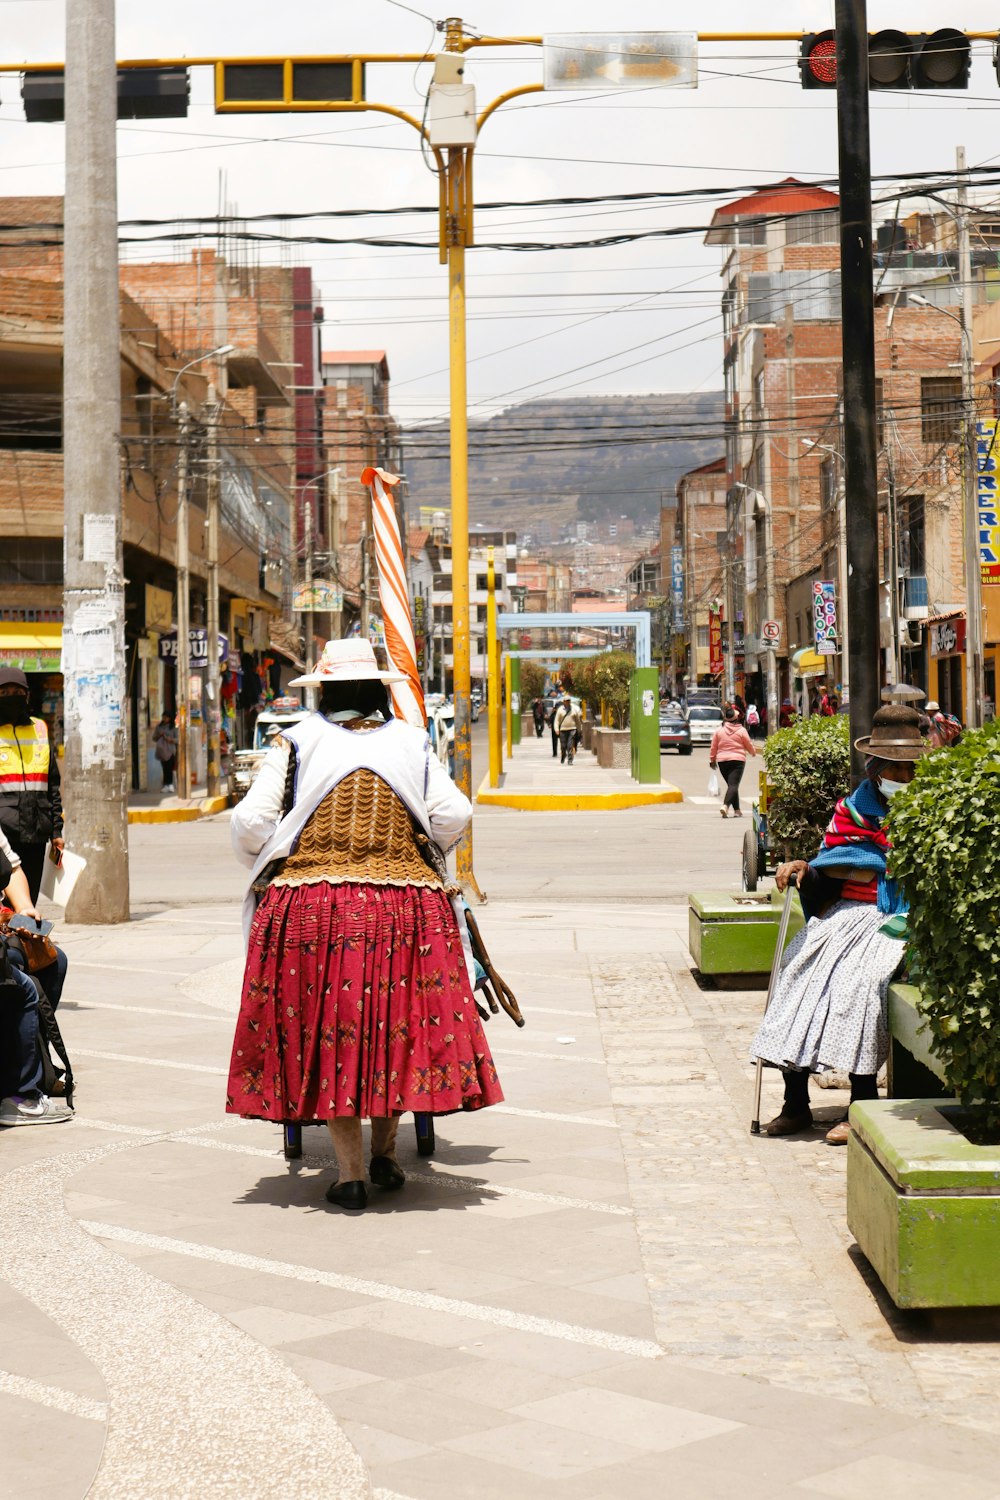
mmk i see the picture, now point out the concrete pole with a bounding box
[762,497,779,738]
[61,0,130,922]
[329,466,344,641]
[957,145,985,729]
[175,404,191,800]
[486,546,500,787]
[837,470,851,706]
[304,496,316,712]
[205,383,221,799]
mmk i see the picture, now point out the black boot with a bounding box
[325,1180,367,1211]
[765,1069,813,1136]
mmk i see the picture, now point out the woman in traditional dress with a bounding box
[752,705,927,1145]
[227,638,503,1211]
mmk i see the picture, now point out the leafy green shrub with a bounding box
[518,661,546,706]
[889,720,1000,1134]
[761,714,851,860]
[588,651,634,728]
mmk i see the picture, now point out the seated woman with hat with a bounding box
[751,704,927,1145]
[228,638,503,1211]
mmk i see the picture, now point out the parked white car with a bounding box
[685,704,724,745]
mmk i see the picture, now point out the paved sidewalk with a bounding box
[6,861,1000,1497]
[477,730,682,810]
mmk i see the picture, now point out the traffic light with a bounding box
[215,60,363,111]
[22,67,190,121]
[799,28,971,90]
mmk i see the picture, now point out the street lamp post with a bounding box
[910,273,983,727]
[170,344,232,800]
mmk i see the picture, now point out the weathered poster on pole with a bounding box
[82,513,117,564]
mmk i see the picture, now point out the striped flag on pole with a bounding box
[361,465,426,729]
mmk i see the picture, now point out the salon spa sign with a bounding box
[977,419,1000,586]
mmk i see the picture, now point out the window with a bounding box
[738,216,767,246]
[0,538,63,584]
[901,494,926,577]
[785,210,839,246]
[696,625,710,648]
[921,377,963,444]
[820,455,837,513]
[474,574,487,590]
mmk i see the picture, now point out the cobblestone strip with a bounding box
[592,956,1000,1433]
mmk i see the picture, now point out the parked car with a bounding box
[686,704,725,745]
[229,697,308,802]
[659,712,693,755]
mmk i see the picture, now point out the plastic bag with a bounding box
[707,771,720,798]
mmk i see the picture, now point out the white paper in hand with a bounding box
[39,846,87,907]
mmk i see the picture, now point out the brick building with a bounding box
[670,458,727,689]
[704,179,995,717]
[0,202,311,783]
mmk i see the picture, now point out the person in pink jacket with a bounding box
[709,708,757,819]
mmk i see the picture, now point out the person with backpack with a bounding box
[745,702,761,739]
[0,827,72,1126]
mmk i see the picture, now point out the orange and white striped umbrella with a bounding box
[361,465,426,728]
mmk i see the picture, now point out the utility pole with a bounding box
[835,0,881,778]
[61,0,129,922]
[722,557,737,702]
[205,382,221,799]
[957,144,985,729]
[175,403,192,800]
[329,466,344,642]
[762,496,779,737]
[303,496,316,710]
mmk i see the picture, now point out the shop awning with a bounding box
[791,647,831,677]
[0,623,62,673]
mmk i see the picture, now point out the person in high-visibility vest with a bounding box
[0,668,64,902]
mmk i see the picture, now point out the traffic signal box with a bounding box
[23,66,190,120]
[800,27,971,89]
[215,60,364,111]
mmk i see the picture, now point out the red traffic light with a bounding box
[800,30,837,88]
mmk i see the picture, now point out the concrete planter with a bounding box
[592,727,630,769]
[848,1098,1000,1308]
[581,720,594,752]
[688,890,803,977]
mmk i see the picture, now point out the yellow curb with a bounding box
[128,794,230,825]
[475,773,683,811]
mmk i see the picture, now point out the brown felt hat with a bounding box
[854,704,928,762]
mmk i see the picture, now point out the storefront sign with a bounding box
[709,609,723,677]
[811,580,838,655]
[930,617,966,659]
[977,420,1000,585]
[158,629,229,669]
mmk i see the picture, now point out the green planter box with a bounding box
[886,983,948,1098]
[848,1099,1000,1308]
[688,890,803,976]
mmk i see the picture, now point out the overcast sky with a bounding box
[3,1,1000,420]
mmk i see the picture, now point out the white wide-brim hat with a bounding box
[288,638,407,688]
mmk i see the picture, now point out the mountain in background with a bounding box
[402,392,725,543]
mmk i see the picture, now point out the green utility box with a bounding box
[629,668,661,784]
[848,1099,1000,1308]
[688,889,804,976]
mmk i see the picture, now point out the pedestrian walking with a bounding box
[752,705,927,1145]
[546,698,559,758]
[554,697,582,764]
[708,707,757,818]
[745,702,761,739]
[532,698,545,738]
[153,713,178,793]
[0,668,64,903]
[228,638,504,1212]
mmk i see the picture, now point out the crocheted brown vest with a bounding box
[272,767,441,890]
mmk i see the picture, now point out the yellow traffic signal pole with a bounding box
[486,546,501,788]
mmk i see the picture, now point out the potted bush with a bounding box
[846,718,1000,1307]
[761,713,851,860]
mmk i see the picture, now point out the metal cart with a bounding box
[282,1114,435,1161]
[742,771,778,891]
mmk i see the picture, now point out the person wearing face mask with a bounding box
[0,669,64,903]
[750,705,927,1146]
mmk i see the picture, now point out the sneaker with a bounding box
[0,1094,73,1126]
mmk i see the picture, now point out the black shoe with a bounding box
[369,1155,406,1190]
[325,1179,367,1210]
[764,1109,814,1137]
